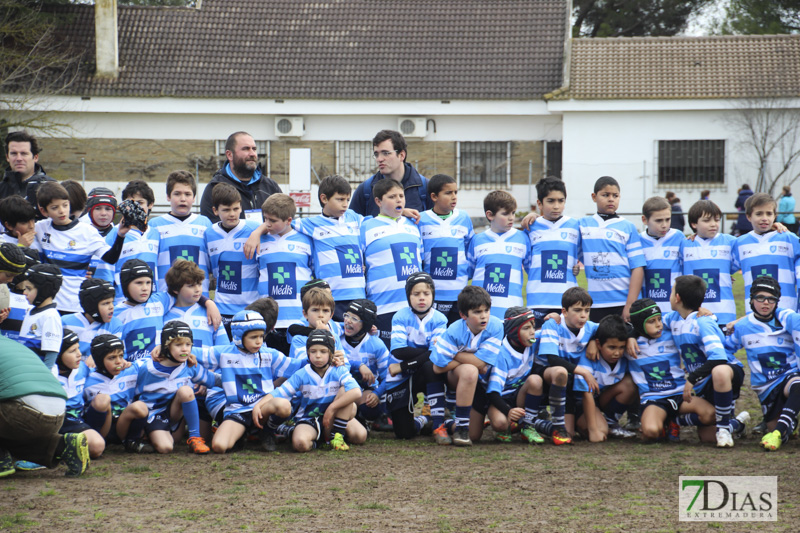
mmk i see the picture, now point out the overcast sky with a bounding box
[683,0,729,35]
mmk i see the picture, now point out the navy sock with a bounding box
[182,399,202,438]
[426,382,446,429]
[777,382,800,437]
[602,398,627,426]
[454,405,470,429]
[332,418,349,436]
[523,393,542,426]
[714,389,733,431]
[83,406,108,431]
[413,415,429,434]
[276,423,294,439]
[265,414,283,434]
[445,388,456,414]
[533,418,554,437]
[125,417,146,441]
[677,413,701,427]
[549,384,566,428]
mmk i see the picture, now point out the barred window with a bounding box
[658,140,725,184]
[545,141,562,179]
[335,141,376,187]
[457,141,510,189]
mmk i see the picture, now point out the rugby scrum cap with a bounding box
[90,334,124,377]
[504,306,536,346]
[629,298,661,339]
[345,299,378,332]
[306,328,336,354]
[19,263,62,306]
[79,278,115,322]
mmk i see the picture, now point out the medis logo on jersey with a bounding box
[694,268,721,303]
[267,262,296,300]
[218,260,243,294]
[640,361,675,391]
[430,246,457,280]
[645,268,671,301]
[390,242,420,280]
[125,326,156,361]
[757,352,789,380]
[680,344,705,372]
[750,265,779,286]
[541,250,568,283]
[483,263,511,297]
[236,373,263,404]
[170,245,200,266]
[335,245,363,278]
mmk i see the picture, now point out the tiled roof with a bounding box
[49,0,566,100]
[550,34,800,100]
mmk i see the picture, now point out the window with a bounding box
[658,140,725,184]
[335,141,376,187]
[457,141,510,189]
[545,141,562,179]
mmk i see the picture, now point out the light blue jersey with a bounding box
[149,213,213,295]
[626,328,685,401]
[341,333,391,397]
[164,303,229,348]
[574,354,628,394]
[58,361,93,418]
[257,229,314,329]
[732,230,800,311]
[114,292,173,362]
[206,220,261,316]
[61,313,124,362]
[83,365,138,417]
[579,215,646,308]
[289,322,344,362]
[430,316,503,374]
[360,215,423,315]
[525,216,580,310]
[419,209,474,302]
[133,358,220,419]
[388,307,447,388]
[271,363,360,420]
[487,338,535,396]
[0,292,30,342]
[467,228,530,319]
[640,228,684,314]
[111,226,160,304]
[680,233,737,324]
[536,316,599,367]
[293,211,366,302]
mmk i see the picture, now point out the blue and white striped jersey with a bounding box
[111,226,160,304]
[388,307,448,387]
[149,213,213,295]
[663,310,742,394]
[206,220,261,317]
[626,329,685,401]
[486,338,535,396]
[133,358,220,419]
[640,228,684,314]
[271,363,360,420]
[525,216,580,310]
[0,292,30,342]
[114,292,173,362]
[61,313,124,362]
[579,215,646,308]
[360,216,423,315]
[81,218,116,286]
[164,303,229,348]
[19,305,62,356]
[257,229,314,329]
[83,365,138,417]
[680,233,737,324]
[418,209,474,302]
[293,211,366,302]
[58,361,93,418]
[723,308,799,402]
[285,319,343,346]
[289,324,345,362]
[33,219,112,312]
[732,230,800,312]
[574,354,628,394]
[467,228,530,320]
[341,333,390,397]
[536,316,599,368]
[430,316,503,371]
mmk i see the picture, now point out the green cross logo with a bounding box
[701,272,715,286]
[648,366,667,381]
[650,272,665,289]
[179,249,195,263]
[547,253,563,270]
[766,356,783,369]
[489,267,506,284]
[132,332,151,350]
[242,378,257,394]
[758,268,772,277]
[343,248,358,264]
[436,251,453,268]
[307,407,322,418]
[684,349,700,363]
[399,246,414,264]
[221,265,235,281]
[272,266,291,284]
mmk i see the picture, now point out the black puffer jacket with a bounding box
[0,164,55,217]
[200,163,282,223]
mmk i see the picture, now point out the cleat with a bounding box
[61,433,90,477]
[124,439,154,454]
[609,425,638,439]
[667,421,681,443]
[520,426,544,444]
[452,427,472,447]
[753,419,766,435]
[760,430,782,451]
[433,424,452,445]
[14,460,46,471]
[552,428,572,446]
[733,411,750,439]
[187,436,211,454]
[0,449,15,477]
[372,414,393,432]
[259,432,277,452]
[623,418,641,432]
[508,421,521,433]
[330,432,349,451]
[495,431,512,443]
[716,428,734,448]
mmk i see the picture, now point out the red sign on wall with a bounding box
[289,192,311,208]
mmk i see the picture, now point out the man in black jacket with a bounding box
[1,131,55,217]
[200,131,282,223]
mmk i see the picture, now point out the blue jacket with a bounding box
[349,163,430,218]
[735,188,754,233]
[778,194,796,225]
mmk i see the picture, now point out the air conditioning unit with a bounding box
[397,117,428,138]
[274,117,305,137]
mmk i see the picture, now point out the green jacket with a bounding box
[0,336,66,402]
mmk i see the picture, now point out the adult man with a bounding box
[350,130,431,220]
[201,131,282,223]
[0,131,55,215]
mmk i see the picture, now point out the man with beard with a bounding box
[200,132,282,223]
[0,131,55,216]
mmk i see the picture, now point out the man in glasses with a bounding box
[349,130,431,220]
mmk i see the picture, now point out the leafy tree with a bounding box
[717,0,800,34]
[573,0,713,37]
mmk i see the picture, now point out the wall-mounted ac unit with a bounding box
[397,117,428,138]
[275,117,305,137]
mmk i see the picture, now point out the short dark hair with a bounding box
[674,274,706,311]
[122,180,155,206]
[261,193,296,221]
[164,259,205,296]
[372,130,407,161]
[596,314,629,346]
[225,131,252,154]
[593,176,619,193]
[457,285,492,315]
[562,286,593,310]
[428,174,456,197]
[372,177,403,200]
[687,200,721,232]
[166,170,196,196]
[536,176,567,202]
[318,175,351,206]
[36,181,69,209]
[745,192,776,216]
[484,190,516,215]
[245,297,279,332]
[61,180,87,214]
[642,196,670,219]
[5,131,39,156]
[0,195,36,227]
[211,183,241,209]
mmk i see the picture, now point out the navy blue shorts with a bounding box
[532,308,561,329]
[761,372,800,423]
[59,416,92,434]
[222,410,256,430]
[146,412,183,433]
[433,301,460,325]
[640,394,682,419]
[697,364,745,402]
[295,417,325,444]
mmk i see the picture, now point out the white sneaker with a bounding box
[733,411,750,439]
[608,425,637,439]
[716,428,734,448]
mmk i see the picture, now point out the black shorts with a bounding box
[532,308,561,329]
[146,412,183,433]
[106,416,123,445]
[640,394,683,419]
[375,312,396,348]
[59,416,92,434]
[472,384,521,416]
[222,410,256,430]
[696,364,746,402]
[589,306,624,323]
[295,417,325,444]
[266,328,291,356]
[761,372,800,423]
[333,300,353,323]
[433,301,461,325]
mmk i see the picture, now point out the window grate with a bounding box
[335,141,376,187]
[658,140,725,184]
[458,141,510,190]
